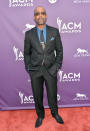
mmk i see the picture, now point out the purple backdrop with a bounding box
[0,0,90,110]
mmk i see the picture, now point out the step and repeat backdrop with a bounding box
[0,0,90,110]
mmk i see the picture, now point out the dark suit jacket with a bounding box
[24,24,63,77]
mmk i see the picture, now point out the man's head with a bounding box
[34,6,47,26]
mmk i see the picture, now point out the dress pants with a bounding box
[29,64,58,118]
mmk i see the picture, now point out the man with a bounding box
[24,6,64,128]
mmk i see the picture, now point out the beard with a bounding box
[35,17,47,25]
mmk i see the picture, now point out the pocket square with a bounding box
[50,37,55,41]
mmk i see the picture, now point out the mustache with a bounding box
[38,18,44,20]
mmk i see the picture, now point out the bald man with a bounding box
[24,6,64,128]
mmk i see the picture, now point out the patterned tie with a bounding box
[40,30,45,50]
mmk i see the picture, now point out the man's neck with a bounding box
[37,24,46,30]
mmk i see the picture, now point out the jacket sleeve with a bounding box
[55,29,63,71]
[24,31,31,72]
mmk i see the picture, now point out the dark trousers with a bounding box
[29,64,58,118]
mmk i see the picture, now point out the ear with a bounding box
[46,14,47,19]
[33,16,35,21]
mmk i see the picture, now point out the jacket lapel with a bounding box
[46,24,50,44]
[33,26,40,44]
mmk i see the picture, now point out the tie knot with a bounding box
[41,30,43,33]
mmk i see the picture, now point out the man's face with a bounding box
[34,7,47,25]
